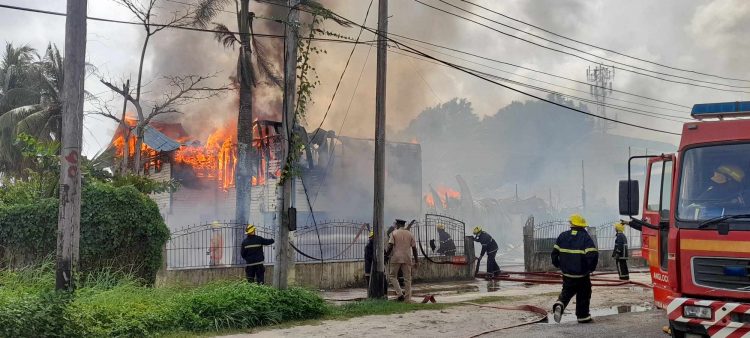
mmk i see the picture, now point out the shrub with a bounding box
[0,182,169,283]
[0,265,328,337]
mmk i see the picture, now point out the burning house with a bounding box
[108,119,423,233]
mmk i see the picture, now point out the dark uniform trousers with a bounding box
[245,263,265,284]
[616,259,629,280]
[558,275,592,320]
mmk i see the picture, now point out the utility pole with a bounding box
[56,0,87,291]
[368,0,388,299]
[274,0,300,290]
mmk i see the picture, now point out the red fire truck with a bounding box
[620,101,750,338]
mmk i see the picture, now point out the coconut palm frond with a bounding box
[250,38,282,88]
[0,87,40,113]
[192,0,230,28]
[213,23,240,48]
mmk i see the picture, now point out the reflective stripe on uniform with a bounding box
[246,262,263,266]
[577,316,592,322]
[571,230,578,235]
[562,273,587,278]
[244,244,262,248]
[553,244,598,254]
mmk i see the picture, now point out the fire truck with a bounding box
[619,101,750,337]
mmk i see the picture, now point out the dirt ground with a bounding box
[221,272,655,338]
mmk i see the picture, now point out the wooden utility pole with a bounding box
[235,0,253,228]
[274,0,300,290]
[368,0,388,299]
[56,0,87,291]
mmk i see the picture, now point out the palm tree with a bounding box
[193,0,283,225]
[0,43,40,115]
[0,44,65,175]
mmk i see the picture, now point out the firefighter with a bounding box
[364,230,374,285]
[551,214,599,324]
[698,164,745,205]
[385,219,418,302]
[240,224,275,284]
[473,226,500,277]
[387,219,407,288]
[435,223,456,256]
[613,222,629,281]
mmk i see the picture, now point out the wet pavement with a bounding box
[496,309,667,337]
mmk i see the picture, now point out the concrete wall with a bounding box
[157,258,473,289]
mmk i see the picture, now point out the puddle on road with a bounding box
[542,305,653,324]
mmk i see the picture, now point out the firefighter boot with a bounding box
[552,301,564,323]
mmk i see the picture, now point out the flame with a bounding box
[111,116,282,190]
[410,137,418,144]
[436,185,461,208]
[424,194,435,208]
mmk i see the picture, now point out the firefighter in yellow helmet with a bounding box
[698,164,745,206]
[551,214,599,324]
[612,222,629,281]
[473,226,500,278]
[240,224,274,284]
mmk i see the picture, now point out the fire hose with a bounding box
[289,223,369,261]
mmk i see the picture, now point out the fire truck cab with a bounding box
[620,101,750,338]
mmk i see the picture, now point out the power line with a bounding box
[414,0,750,93]
[457,0,750,83]
[389,37,690,118]
[250,0,695,109]
[388,48,688,123]
[0,3,368,45]
[259,0,684,133]
[373,32,682,135]
[307,0,374,147]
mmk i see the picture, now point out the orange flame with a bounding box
[436,185,461,208]
[424,194,435,208]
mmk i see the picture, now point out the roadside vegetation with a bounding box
[0,262,327,337]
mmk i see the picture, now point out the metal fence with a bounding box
[294,220,370,262]
[166,215,468,270]
[166,221,275,270]
[531,218,642,253]
[414,214,466,258]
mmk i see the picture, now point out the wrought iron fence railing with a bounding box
[530,218,642,253]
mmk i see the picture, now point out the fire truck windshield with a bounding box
[677,143,750,224]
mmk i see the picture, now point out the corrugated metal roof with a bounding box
[143,125,181,151]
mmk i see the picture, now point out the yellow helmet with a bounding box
[614,222,625,232]
[211,221,221,228]
[436,223,446,230]
[569,214,588,227]
[716,165,745,182]
[245,224,256,235]
[368,230,374,238]
[472,226,482,235]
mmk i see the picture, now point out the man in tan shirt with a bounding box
[386,219,418,302]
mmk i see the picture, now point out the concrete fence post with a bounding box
[523,215,534,272]
[464,236,475,278]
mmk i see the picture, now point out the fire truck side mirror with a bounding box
[619,180,640,216]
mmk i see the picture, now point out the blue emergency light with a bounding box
[691,101,750,119]
[723,266,749,277]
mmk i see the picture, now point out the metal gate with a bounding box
[414,214,466,257]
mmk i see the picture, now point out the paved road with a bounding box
[492,309,667,337]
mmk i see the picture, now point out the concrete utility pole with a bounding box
[368,0,388,299]
[274,0,300,290]
[56,0,87,291]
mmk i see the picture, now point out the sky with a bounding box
[1,0,750,155]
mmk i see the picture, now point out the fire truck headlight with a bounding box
[683,305,712,319]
